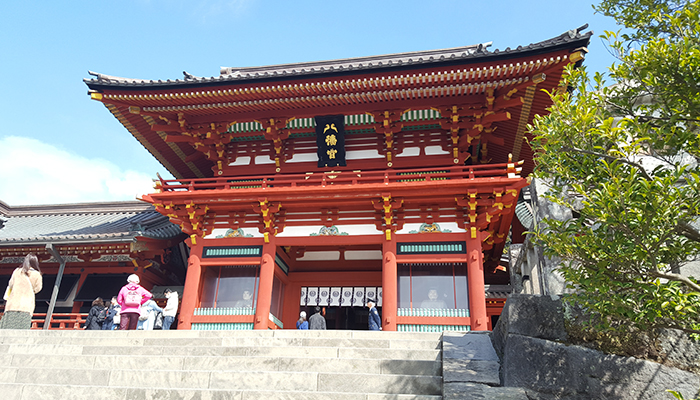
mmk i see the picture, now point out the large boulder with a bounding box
[491,294,568,359]
[492,294,700,400]
[657,328,700,374]
[502,334,700,400]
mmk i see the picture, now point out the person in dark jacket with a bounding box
[85,297,105,330]
[308,306,326,330]
[367,299,381,331]
[102,296,119,330]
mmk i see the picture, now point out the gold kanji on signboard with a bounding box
[325,134,337,146]
[327,149,337,159]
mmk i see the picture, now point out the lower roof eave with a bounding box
[0,236,139,248]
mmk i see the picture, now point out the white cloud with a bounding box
[0,136,156,206]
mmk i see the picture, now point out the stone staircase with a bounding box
[0,329,445,400]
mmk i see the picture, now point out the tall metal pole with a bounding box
[44,243,65,330]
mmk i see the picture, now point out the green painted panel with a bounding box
[397,241,465,254]
[202,246,262,258]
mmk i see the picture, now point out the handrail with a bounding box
[155,162,523,193]
[27,313,87,330]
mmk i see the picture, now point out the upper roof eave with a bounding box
[0,200,154,217]
[84,26,592,91]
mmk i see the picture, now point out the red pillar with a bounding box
[254,239,276,330]
[72,272,89,313]
[382,239,398,331]
[467,228,488,331]
[178,248,202,330]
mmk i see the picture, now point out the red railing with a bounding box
[155,162,522,193]
[31,313,87,330]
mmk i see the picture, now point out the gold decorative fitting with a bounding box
[569,51,585,63]
[532,73,546,84]
[90,92,103,100]
[128,106,141,114]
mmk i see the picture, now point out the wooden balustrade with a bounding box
[31,313,87,330]
[155,163,521,193]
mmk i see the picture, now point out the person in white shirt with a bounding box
[162,288,179,330]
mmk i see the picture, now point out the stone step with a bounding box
[0,329,443,342]
[1,342,442,361]
[0,383,444,400]
[0,353,441,376]
[0,368,443,395]
[0,330,446,398]
[0,334,441,350]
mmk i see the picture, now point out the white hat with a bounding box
[127,274,140,284]
[300,311,307,318]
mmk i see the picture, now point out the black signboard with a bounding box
[315,115,346,167]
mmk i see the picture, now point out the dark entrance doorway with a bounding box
[299,305,381,330]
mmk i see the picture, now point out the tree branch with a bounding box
[651,271,700,292]
[561,146,653,180]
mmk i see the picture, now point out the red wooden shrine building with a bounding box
[84,27,591,331]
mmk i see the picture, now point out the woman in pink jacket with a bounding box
[116,274,152,330]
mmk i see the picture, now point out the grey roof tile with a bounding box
[0,201,182,245]
[84,25,592,89]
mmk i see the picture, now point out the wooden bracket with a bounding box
[368,110,405,167]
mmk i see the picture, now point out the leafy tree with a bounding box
[529,0,700,335]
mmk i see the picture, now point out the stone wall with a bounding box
[491,294,700,400]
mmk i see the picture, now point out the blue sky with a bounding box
[0,1,621,206]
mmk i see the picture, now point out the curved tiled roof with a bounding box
[0,200,182,245]
[84,25,591,89]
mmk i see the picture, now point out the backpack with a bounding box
[138,304,150,321]
[124,289,142,307]
[97,307,107,324]
[154,311,163,329]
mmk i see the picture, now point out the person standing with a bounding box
[367,299,381,331]
[308,306,326,330]
[103,297,119,330]
[138,298,163,330]
[296,311,308,329]
[1,253,43,329]
[84,297,106,330]
[116,274,151,330]
[162,288,178,330]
